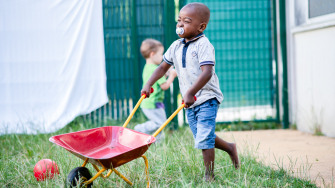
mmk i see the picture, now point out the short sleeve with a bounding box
[198,39,215,66]
[163,42,175,66]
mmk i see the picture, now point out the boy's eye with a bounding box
[184,19,191,23]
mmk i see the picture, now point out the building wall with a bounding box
[287,0,335,137]
[294,26,335,137]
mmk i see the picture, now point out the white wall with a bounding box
[293,26,335,137]
[288,0,335,137]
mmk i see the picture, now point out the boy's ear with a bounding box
[149,51,155,58]
[199,23,207,32]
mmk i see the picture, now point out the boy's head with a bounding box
[177,3,210,40]
[140,39,164,64]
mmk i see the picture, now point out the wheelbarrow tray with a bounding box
[49,126,156,169]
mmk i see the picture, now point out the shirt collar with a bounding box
[179,33,205,44]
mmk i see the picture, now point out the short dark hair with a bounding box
[183,3,210,23]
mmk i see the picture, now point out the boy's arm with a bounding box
[183,65,213,108]
[160,69,177,90]
[142,61,171,97]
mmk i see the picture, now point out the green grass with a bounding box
[216,121,281,132]
[0,119,316,187]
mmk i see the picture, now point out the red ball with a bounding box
[33,159,59,181]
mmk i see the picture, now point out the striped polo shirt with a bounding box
[163,33,223,108]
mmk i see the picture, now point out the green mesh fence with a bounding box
[86,0,178,124]
[87,0,278,124]
[103,0,135,121]
[182,0,278,122]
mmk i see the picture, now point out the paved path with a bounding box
[216,129,335,188]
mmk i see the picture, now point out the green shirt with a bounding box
[141,64,167,109]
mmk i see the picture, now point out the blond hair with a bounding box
[140,39,163,59]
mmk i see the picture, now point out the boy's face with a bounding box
[177,7,206,40]
[150,46,164,65]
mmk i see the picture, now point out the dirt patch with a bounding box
[216,129,335,187]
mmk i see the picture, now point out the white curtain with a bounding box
[0,0,108,134]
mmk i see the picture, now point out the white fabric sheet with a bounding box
[0,0,108,134]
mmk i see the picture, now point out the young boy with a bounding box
[141,3,239,180]
[134,39,177,141]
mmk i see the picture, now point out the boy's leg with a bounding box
[134,108,166,141]
[215,136,239,169]
[134,121,157,133]
[142,108,167,126]
[202,148,215,181]
[187,99,218,180]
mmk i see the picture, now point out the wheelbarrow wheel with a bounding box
[66,167,93,188]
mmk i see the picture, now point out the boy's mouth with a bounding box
[176,27,184,35]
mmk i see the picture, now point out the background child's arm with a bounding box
[183,65,213,108]
[142,62,172,97]
[160,69,177,90]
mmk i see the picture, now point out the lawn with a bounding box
[0,119,317,187]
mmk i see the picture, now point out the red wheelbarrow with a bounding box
[49,92,193,187]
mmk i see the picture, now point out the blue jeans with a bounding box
[186,98,219,149]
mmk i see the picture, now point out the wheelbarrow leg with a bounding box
[82,158,89,167]
[82,159,108,185]
[82,158,106,179]
[91,163,114,178]
[92,164,109,178]
[141,155,150,188]
[112,168,133,186]
[84,168,106,185]
[82,158,133,186]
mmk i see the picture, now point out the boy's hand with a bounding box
[183,93,195,108]
[141,85,152,98]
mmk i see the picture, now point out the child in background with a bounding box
[134,39,177,141]
[141,3,239,181]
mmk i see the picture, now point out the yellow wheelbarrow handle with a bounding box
[152,103,184,137]
[123,88,154,128]
[152,96,196,137]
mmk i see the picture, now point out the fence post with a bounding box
[278,0,289,129]
[272,0,280,124]
[131,0,140,106]
[164,0,179,129]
